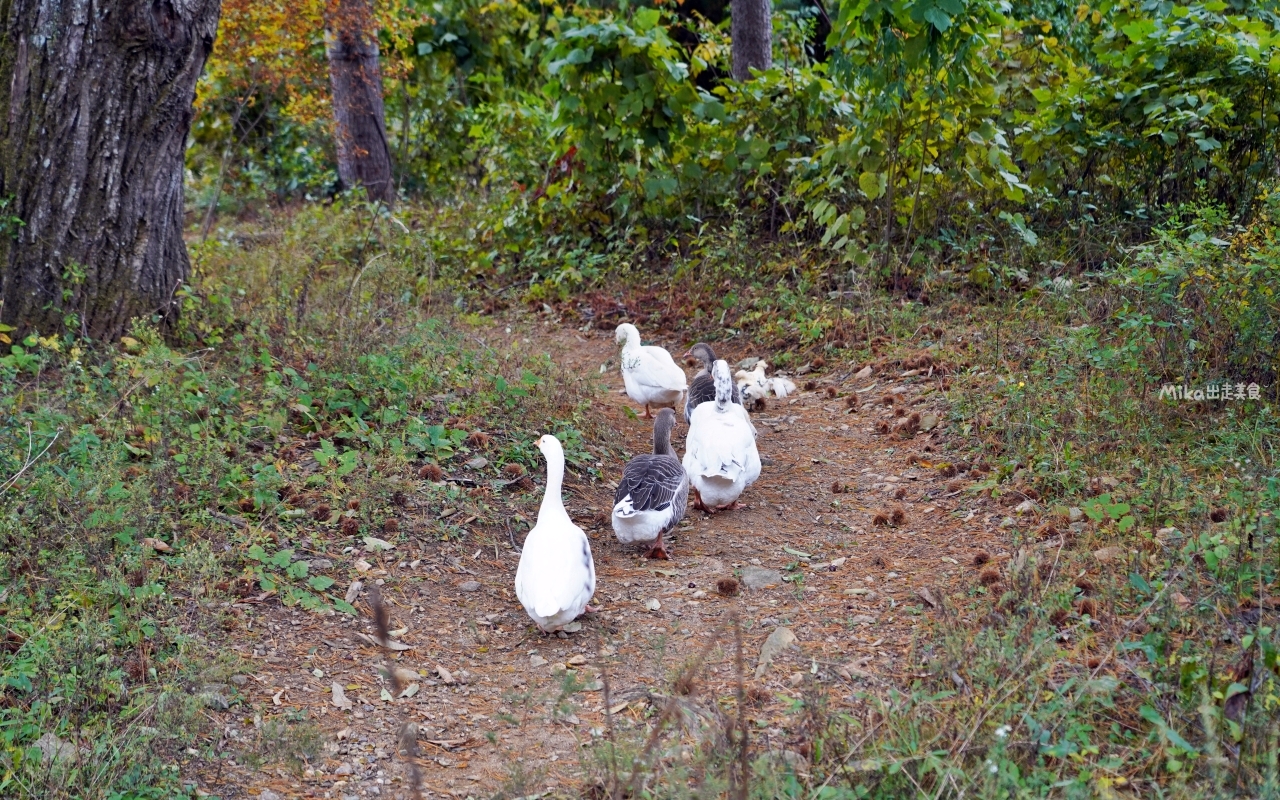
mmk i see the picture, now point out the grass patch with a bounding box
[0,202,604,798]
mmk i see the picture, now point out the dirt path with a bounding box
[195,320,1008,800]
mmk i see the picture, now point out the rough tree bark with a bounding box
[326,0,394,206]
[730,0,772,81]
[0,0,222,339]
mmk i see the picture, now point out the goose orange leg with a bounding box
[644,539,671,560]
[691,487,708,512]
[642,403,653,419]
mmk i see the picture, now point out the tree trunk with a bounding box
[326,0,394,206]
[0,0,221,340]
[730,0,772,81]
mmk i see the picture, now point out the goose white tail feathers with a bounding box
[684,362,761,510]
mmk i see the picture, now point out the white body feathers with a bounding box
[514,435,596,632]
[616,323,686,411]
[684,361,761,509]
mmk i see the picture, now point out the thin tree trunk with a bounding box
[326,0,394,206]
[0,0,222,340]
[730,0,772,81]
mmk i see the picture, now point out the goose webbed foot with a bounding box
[716,500,748,511]
[644,540,671,560]
[642,404,654,419]
[584,604,599,614]
[691,487,708,512]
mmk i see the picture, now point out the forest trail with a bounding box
[198,318,1008,799]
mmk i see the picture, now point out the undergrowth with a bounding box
[0,203,602,798]
[4,192,1278,796]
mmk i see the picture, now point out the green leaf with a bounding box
[858,172,885,201]
[923,5,952,32]
[309,575,336,591]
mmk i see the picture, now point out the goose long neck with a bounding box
[539,449,569,521]
[652,415,674,456]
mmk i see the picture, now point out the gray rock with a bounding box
[308,558,334,571]
[1068,507,1083,523]
[465,457,488,470]
[229,674,249,687]
[35,732,76,762]
[741,567,783,590]
[258,791,281,800]
[459,580,481,592]
[529,655,548,668]
[334,763,354,776]
[919,413,939,431]
[197,684,233,710]
[736,357,761,370]
[755,626,798,679]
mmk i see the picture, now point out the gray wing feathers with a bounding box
[615,455,688,526]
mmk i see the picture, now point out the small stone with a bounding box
[436,665,455,684]
[645,598,661,611]
[197,684,232,710]
[354,559,372,573]
[855,365,873,380]
[849,614,877,626]
[1092,546,1124,562]
[259,791,281,800]
[229,674,249,687]
[567,654,587,666]
[754,626,798,679]
[35,732,76,762]
[691,590,707,599]
[1014,499,1038,515]
[886,571,899,579]
[1000,516,1017,528]
[459,581,481,592]
[465,457,489,470]
[308,558,334,571]
[829,557,847,568]
[312,668,324,678]
[789,672,805,687]
[334,763,354,776]
[842,588,868,596]
[1067,507,1084,523]
[741,567,784,590]
[529,655,548,668]
[919,413,939,432]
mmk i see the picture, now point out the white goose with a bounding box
[735,360,796,402]
[611,408,689,559]
[684,360,761,511]
[514,435,596,632]
[616,323,687,419]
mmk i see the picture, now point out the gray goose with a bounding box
[610,408,689,559]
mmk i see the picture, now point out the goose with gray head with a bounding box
[615,323,687,419]
[611,408,688,559]
[514,435,597,632]
[682,342,742,423]
[683,360,761,511]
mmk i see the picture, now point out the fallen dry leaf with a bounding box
[917,587,939,608]
[354,632,412,651]
[272,689,285,706]
[437,665,455,684]
[345,580,363,603]
[331,682,353,711]
[142,537,172,552]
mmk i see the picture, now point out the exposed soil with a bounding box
[193,318,1016,799]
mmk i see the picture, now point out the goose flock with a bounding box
[514,323,790,634]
